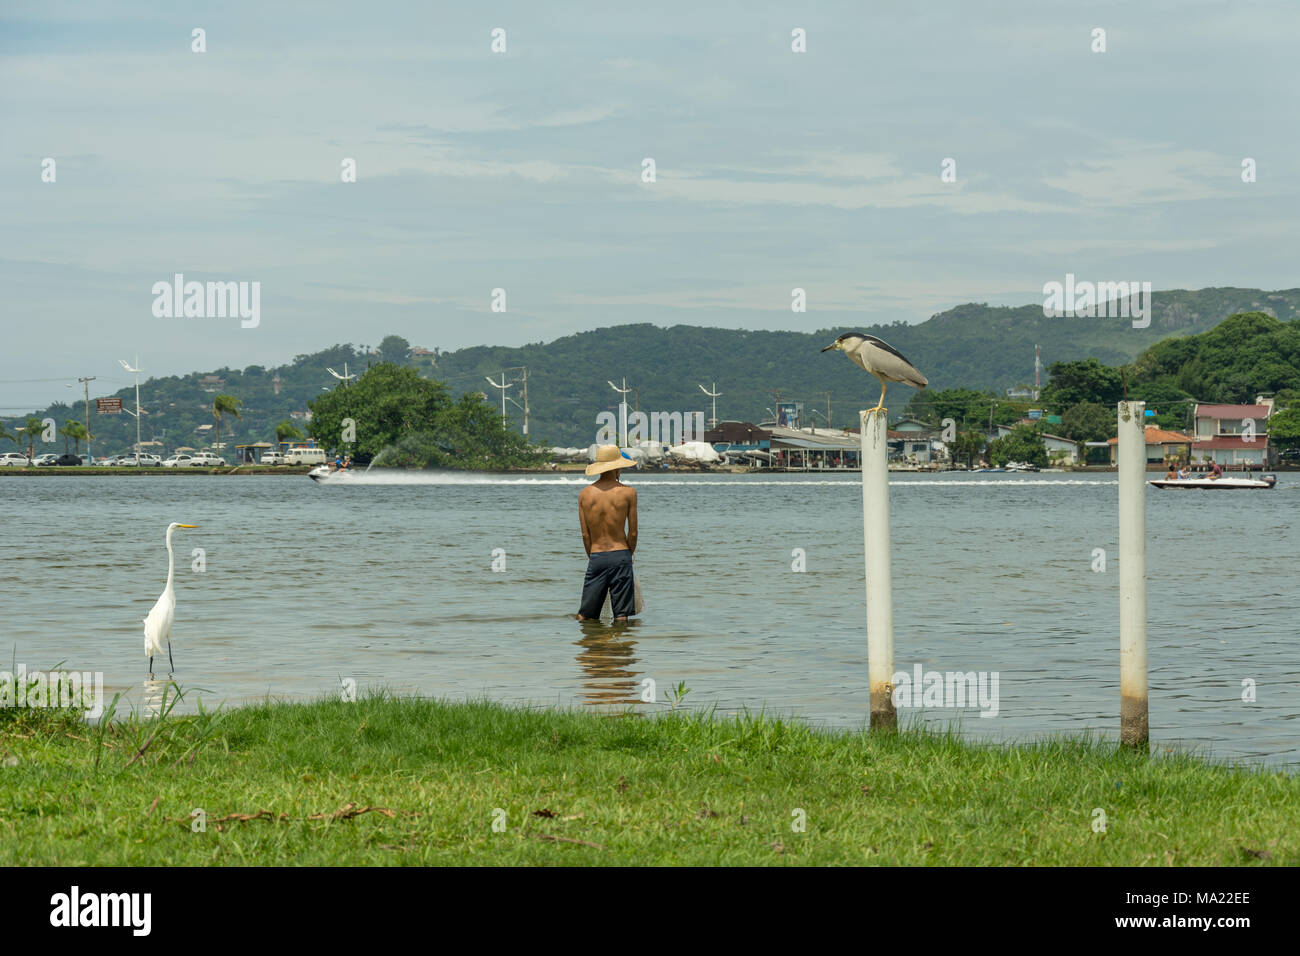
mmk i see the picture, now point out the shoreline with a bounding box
[2,464,1294,476]
[3,694,1295,865]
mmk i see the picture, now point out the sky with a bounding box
[3,0,1298,411]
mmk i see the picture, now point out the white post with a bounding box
[860,409,896,731]
[1117,400,1149,751]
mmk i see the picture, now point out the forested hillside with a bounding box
[6,288,1299,452]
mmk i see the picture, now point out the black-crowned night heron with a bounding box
[822,332,928,414]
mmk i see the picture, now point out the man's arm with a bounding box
[578,491,592,556]
[625,488,638,556]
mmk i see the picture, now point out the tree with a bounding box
[986,424,1048,467]
[950,430,986,468]
[1059,402,1116,443]
[275,419,305,444]
[24,416,44,459]
[308,362,545,469]
[1041,359,1124,410]
[904,388,1004,428]
[212,395,242,457]
[377,335,412,366]
[0,424,16,448]
[64,420,90,455]
[1128,381,1193,431]
[1267,405,1300,448]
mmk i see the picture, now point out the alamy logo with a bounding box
[1,665,103,719]
[1042,273,1151,329]
[596,410,705,445]
[891,664,1000,717]
[49,886,151,936]
[151,273,261,328]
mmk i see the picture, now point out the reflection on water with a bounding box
[142,677,169,719]
[574,619,645,709]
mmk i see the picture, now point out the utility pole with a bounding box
[506,366,529,438]
[78,376,95,462]
[698,382,722,428]
[485,374,510,426]
[119,357,142,463]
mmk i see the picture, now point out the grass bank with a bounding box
[2,693,1295,865]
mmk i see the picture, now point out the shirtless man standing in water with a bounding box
[577,445,638,621]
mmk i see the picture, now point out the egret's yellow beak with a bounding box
[821,341,840,352]
[178,524,199,529]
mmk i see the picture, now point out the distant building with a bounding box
[890,418,932,434]
[199,375,226,392]
[1106,426,1194,465]
[1191,402,1273,466]
[703,421,772,450]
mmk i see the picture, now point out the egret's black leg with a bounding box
[148,656,154,677]
[167,640,175,674]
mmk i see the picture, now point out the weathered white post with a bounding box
[1117,400,1149,751]
[860,408,896,731]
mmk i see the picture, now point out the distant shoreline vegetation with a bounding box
[307,363,547,470]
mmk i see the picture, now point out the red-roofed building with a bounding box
[1191,401,1273,466]
[1106,426,1194,465]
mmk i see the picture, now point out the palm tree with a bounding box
[0,423,16,448]
[24,416,43,459]
[64,420,90,456]
[275,418,305,444]
[212,394,242,458]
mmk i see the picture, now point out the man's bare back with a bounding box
[576,471,639,622]
[578,475,637,557]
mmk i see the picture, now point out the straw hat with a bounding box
[586,444,636,476]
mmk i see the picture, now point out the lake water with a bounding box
[4,471,1297,767]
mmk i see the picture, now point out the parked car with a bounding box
[32,453,59,467]
[260,451,287,465]
[136,453,162,467]
[189,452,227,467]
[97,455,122,466]
[55,453,83,466]
[161,454,194,468]
[0,452,31,467]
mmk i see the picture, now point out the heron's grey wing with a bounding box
[861,336,928,387]
[859,335,919,368]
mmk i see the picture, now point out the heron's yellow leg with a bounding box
[868,379,887,414]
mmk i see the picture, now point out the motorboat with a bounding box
[1149,473,1276,490]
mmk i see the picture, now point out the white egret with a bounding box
[143,522,198,676]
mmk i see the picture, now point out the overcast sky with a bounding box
[3,0,1298,411]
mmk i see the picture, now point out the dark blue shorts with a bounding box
[579,549,635,619]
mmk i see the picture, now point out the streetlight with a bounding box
[698,383,722,428]
[326,364,356,387]
[607,379,633,447]
[486,375,511,425]
[119,357,143,464]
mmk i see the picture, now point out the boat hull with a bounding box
[1148,475,1276,490]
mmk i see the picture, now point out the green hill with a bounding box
[7,288,1300,454]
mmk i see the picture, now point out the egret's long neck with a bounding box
[164,528,176,593]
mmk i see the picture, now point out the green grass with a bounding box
[2,691,1296,865]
